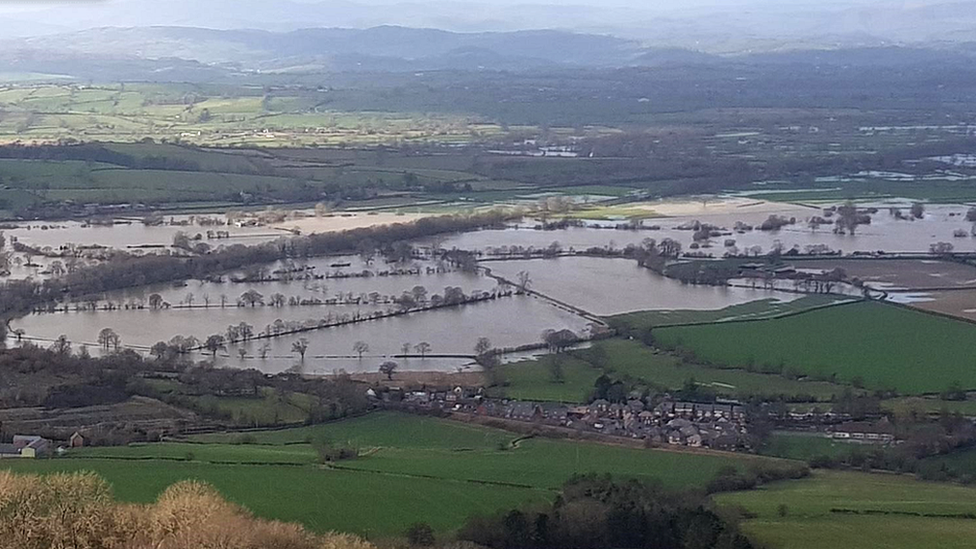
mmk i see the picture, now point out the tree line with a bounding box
[458,474,759,549]
[0,210,511,320]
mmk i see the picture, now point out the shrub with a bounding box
[405,522,436,546]
[0,471,374,549]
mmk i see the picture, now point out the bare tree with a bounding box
[49,335,71,356]
[379,361,399,380]
[414,341,431,359]
[292,338,310,361]
[204,334,226,357]
[239,289,264,307]
[353,341,370,359]
[474,337,492,357]
[516,271,532,291]
[97,328,121,351]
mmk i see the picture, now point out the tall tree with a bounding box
[353,341,370,359]
[292,338,310,361]
[379,361,399,380]
[414,342,431,359]
[204,334,226,357]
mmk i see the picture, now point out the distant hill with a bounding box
[0,26,643,71]
[5,0,976,53]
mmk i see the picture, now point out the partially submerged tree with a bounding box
[292,338,310,361]
[414,342,431,359]
[353,341,370,359]
[97,328,121,351]
[204,334,226,357]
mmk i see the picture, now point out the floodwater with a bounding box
[13,196,976,372]
[11,294,593,374]
[80,256,492,308]
[5,217,282,251]
[432,203,976,256]
[487,256,801,316]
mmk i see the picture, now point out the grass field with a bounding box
[499,339,851,403]
[608,295,850,331]
[1,412,784,536]
[716,471,976,549]
[758,432,876,461]
[0,459,544,538]
[0,83,497,147]
[882,396,976,417]
[919,447,976,479]
[654,301,976,394]
[745,179,976,203]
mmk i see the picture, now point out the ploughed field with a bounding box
[0,412,779,536]
[794,259,976,291]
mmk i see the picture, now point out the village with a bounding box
[366,384,913,453]
[370,386,753,451]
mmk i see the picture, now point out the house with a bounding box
[588,399,610,415]
[830,420,896,443]
[540,403,569,423]
[638,411,655,425]
[69,432,86,449]
[507,402,543,421]
[674,402,695,417]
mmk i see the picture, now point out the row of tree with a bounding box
[0,210,512,320]
[459,474,757,549]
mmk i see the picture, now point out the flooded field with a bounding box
[5,218,281,251]
[4,211,431,253]
[434,201,976,256]
[75,256,490,309]
[487,256,801,316]
[796,259,976,291]
[11,196,976,373]
[905,290,976,322]
[11,294,593,374]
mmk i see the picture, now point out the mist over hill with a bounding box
[3,0,976,54]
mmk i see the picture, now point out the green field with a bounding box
[1,459,543,538]
[882,396,976,417]
[145,381,315,425]
[609,295,850,332]
[654,301,976,394]
[743,179,976,203]
[2,412,783,536]
[758,432,876,461]
[920,447,976,480]
[0,83,499,147]
[499,339,851,403]
[716,471,976,549]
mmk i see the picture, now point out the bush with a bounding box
[405,522,436,546]
[0,472,375,549]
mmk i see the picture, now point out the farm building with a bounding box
[830,420,896,443]
[0,435,52,458]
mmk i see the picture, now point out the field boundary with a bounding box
[645,297,865,331]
